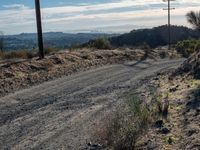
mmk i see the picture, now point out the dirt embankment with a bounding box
[133,74,200,150]
[176,51,200,79]
[131,51,200,149]
[0,49,145,97]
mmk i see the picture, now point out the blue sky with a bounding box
[0,0,200,34]
[0,0,114,9]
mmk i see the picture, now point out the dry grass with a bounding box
[91,74,199,150]
[0,51,35,59]
[44,47,59,55]
[0,47,59,60]
[91,94,154,150]
[0,51,3,58]
[90,82,173,150]
[140,75,200,149]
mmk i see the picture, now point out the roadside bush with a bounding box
[142,42,151,50]
[91,94,153,150]
[128,95,152,124]
[175,39,200,57]
[141,42,152,60]
[69,44,82,51]
[0,51,3,58]
[2,50,35,59]
[44,47,59,55]
[159,51,167,59]
[85,38,112,50]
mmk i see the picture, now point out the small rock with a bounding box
[176,99,183,105]
[168,137,173,144]
[169,87,177,92]
[147,139,157,150]
[87,142,103,150]
[141,93,146,97]
[154,120,164,128]
[187,129,197,136]
[195,108,200,116]
[160,128,170,134]
[153,77,159,81]
[157,72,162,76]
[4,71,15,78]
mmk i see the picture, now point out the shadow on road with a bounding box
[123,59,157,70]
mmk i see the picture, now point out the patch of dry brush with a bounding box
[0,49,144,96]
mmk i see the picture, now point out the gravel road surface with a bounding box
[0,59,184,150]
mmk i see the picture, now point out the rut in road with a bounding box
[0,59,184,150]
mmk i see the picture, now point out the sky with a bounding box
[0,0,200,35]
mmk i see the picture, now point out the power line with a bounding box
[163,0,175,50]
[35,0,44,59]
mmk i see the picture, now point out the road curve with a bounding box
[0,59,184,150]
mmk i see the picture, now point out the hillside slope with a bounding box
[110,25,200,48]
[133,52,200,149]
[176,51,200,79]
[133,73,200,150]
[0,49,144,96]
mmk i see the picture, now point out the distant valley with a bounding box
[3,32,115,51]
[3,25,200,51]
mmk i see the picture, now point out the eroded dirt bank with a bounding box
[135,74,200,150]
[0,49,144,97]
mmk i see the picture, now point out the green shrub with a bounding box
[142,42,151,50]
[69,44,82,51]
[175,39,200,57]
[2,50,35,59]
[44,47,59,55]
[128,94,153,127]
[0,51,3,58]
[86,38,112,49]
[91,94,153,150]
[159,51,167,59]
[141,42,152,60]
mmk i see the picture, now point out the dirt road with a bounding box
[0,59,184,150]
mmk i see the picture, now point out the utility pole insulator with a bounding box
[35,0,44,59]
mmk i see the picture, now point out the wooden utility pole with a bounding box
[163,0,175,50]
[35,0,44,58]
[0,31,4,53]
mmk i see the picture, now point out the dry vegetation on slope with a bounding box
[90,73,200,150]
[136,52,200,150]
[176,51,200,79]
[0,47,180,97]
[136,75,200,150]
[0,49,145,96]
[133,53,200,149]
[89,51,200,150]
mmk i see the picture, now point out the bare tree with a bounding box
[186,11,200,31]
[0,31,4,53]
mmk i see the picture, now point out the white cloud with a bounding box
[2,4,29,10]
[0,0,200,34]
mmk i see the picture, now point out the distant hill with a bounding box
[4,25,199,51]
[3,32,114,51]
[109,25,200,48]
